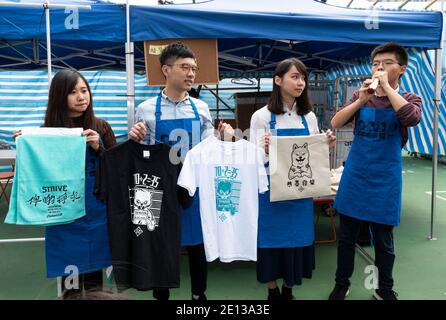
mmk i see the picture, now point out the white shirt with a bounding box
[178,136,269,263]
[135,90,214,145]
[249,104,320,161]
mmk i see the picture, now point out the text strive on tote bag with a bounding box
[269,133,330,201]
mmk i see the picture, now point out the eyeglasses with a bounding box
[372,60,401,68]
[168,63,199,73]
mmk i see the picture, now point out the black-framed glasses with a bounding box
[168,63,199,73]
[372,60,401,68]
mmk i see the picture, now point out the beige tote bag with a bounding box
[269,134,331,201]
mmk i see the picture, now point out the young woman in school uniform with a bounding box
[250,58,335,300]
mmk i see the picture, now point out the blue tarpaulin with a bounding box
[0,1,125,42]
[0,0,442,71]
[130,0,443,49]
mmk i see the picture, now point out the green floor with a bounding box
[1,155,445,300]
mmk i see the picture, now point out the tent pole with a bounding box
[44,2,52,87]
[429,49,442,240]
[126,0,135,134]
[45,2,59,294]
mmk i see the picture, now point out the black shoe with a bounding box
[192,293,207,301]
[328,284,350,300]
[281,285,296,300]
[373,289,398,300]
[153,288,170,300]
[267,287,281,301]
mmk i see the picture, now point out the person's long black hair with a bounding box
[44,69,97,130]
[267,58,312,116]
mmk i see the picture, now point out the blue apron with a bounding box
[334,104,402,226]
[154,93,203,246]
[45,144,112,278]
[258,112,315,248]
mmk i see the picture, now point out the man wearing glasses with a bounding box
[130,42,232,301]
[328,42,422,300]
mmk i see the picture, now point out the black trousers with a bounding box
[153,244,208,300]
[335,214,395,291]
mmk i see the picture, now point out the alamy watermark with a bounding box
[364,9,380,30]
[64,265,79,290]
[364,265,379,290]
[64,7,79,30]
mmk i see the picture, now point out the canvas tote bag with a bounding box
[269,133,331,201]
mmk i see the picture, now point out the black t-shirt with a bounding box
[98,140,183,291]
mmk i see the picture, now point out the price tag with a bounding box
[149,45,168,55]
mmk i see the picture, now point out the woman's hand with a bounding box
[260,132,272,154]
[82,129,101,151]
[323,129,336,148]
[12,130,22,140]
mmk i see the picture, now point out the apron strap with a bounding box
[300,114,309,131]
[155,92,162,122]
[270,111,309,131]
[188,98,201,121]
[156,93,200,122]
[269,112,276,130]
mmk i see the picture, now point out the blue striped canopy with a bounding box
[0,71,272,148]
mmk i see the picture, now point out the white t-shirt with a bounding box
[178,136,269,262]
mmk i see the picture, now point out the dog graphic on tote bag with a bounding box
[288,143,312,180]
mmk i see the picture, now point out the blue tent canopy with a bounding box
[0,1,126,70]
[127,0,443,76]
[1,0,442,50]
[130,0,443,49]
[0,0,442,73]
[0,1,125,42]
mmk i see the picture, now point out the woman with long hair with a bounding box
[14,69,116,295]
[250,58,335,300]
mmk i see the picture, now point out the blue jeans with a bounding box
[335,214,395,291]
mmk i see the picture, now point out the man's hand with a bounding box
[372,70,390,90]
[217,121,235,141]
[129,122,147,142]
[358,79,375,104]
